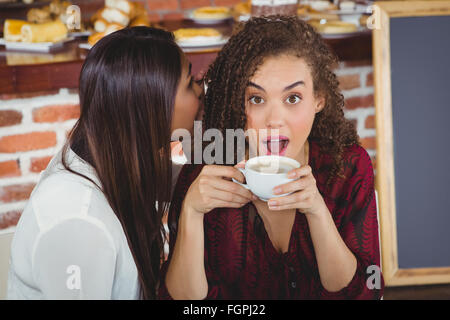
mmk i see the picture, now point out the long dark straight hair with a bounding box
[62,27,183,299]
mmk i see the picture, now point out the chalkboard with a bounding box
[390,15,450,269]
[373,1,450,286]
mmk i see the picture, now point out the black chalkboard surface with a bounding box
[389,15,450,269]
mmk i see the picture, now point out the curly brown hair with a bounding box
[203,15,359,186]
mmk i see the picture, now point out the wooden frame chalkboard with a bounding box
[373,1,450,286]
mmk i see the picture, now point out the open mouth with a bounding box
[263,136,290,156]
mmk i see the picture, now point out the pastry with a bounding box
[308,20,358,34]
[192,6,231,20]
[49,0,71,16]
[105,0,133,16]
[88,23,124,46]
[4,20,27,42]
[173,28,222,42]
[99,7,130,26]
[21,20,68,43]
[27,8,52,24]
[129,13,150,27]
[233,1,251,15]
[94,18,109,33]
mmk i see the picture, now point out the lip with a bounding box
[262,135,290,156]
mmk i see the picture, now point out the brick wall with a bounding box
[0,59,375,231]
[0,89,79,231]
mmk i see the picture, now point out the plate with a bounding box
[69,31,92,38]
[78,43,92,50]
[176,36,229,49]
[186,11,233,25]
[327,4,370,15]
[0,37,75,52]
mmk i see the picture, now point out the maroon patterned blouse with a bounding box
[159,140,384,299]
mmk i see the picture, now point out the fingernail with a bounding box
[252,195,258,200]
[268,200,277,206]
[273,187,282,194]
[288,172,296,178]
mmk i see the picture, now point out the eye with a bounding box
[285,94,301,104]
[249,95,265,105]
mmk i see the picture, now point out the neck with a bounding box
[296,139,309,166]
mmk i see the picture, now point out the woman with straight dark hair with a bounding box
[7,27,203,299]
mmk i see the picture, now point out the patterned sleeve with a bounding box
[317,145,384,300]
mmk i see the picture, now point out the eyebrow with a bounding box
[248,81,305,92]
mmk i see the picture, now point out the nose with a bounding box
[265,104,285,129]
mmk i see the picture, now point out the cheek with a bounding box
[288,109,316,139]
[245,107,265,130]
[172,92,199,132]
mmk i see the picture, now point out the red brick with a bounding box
[0,110,22,127]
[148,12,161,22]
[0,183,36,203]
[360,137,376,150]
[0,132,57,153]
[365,115,375,129]
[0,160,21,178]
[214,0,243,6]
[162,12,184,20]
[0,210,22,229]
[30,156,53,173]
[180,0,210,9]
[366,72,374,87]
[344,94,374,110]
[147,0,179,11]
[338,74,360,91]
[0,90,59,100]
[33,104,80,123]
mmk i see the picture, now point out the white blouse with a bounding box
[7,148,182,300]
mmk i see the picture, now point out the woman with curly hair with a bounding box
[160,16,384,300]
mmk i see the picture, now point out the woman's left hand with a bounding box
[267,165,326,216]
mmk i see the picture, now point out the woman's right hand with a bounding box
[182,165,255,216]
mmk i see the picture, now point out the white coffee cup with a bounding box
[233,155,301,201]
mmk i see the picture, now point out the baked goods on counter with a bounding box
[4,20,27,42]
[27,0,72,24]
[97,7,131,27]
[308,19,358,34]
[88,0,151,47]
[173,28,222,43]
[297,4,339,21]
[88,23,123,46]
[231,0,251,21]
[21,20,68,43]
[4,19,68,43]
[192,6,232,20]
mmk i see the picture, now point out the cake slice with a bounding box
[4,19,27,42]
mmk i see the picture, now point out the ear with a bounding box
[314,96,326,113]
